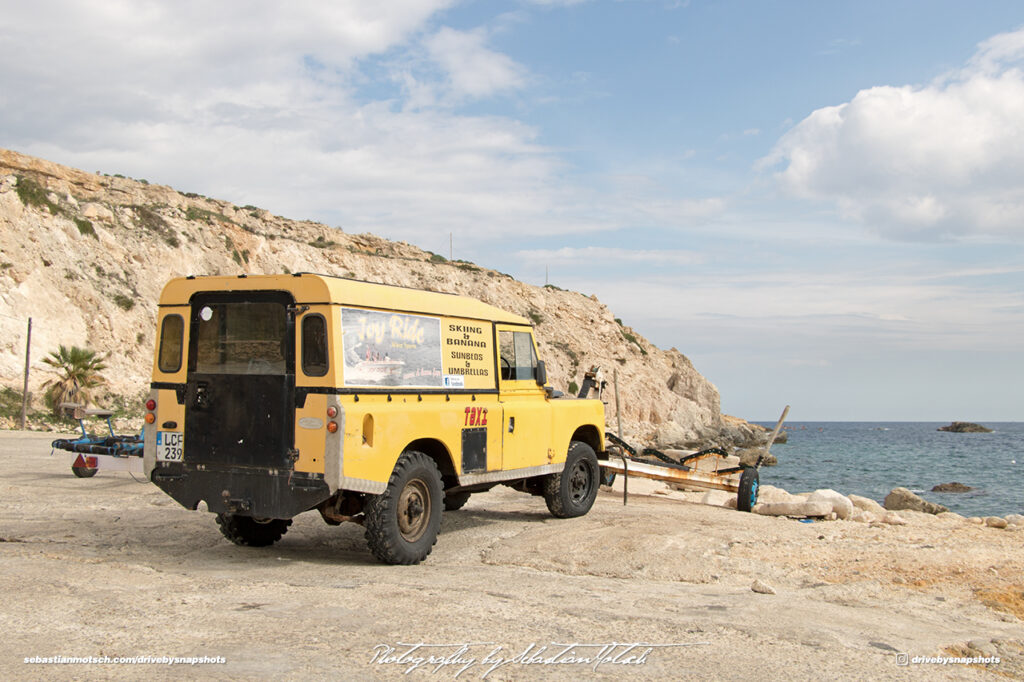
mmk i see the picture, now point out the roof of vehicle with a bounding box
[158,273,531,325]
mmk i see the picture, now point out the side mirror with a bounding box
[535,360,547,386]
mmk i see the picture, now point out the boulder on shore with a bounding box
[938,422,993,433]
[884,487,948,515]
[849,494,885,514]
[806,489,854,520]
[931,482,973,493]
[737,448,777,467]
[753,499,832,518]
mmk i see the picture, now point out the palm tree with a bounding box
[41,345,108,416]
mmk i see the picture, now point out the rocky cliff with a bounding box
[0,148,764,447]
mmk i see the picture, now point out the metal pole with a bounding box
[449,232,452,261]
[614,368,626,505]
[20,317,31,430]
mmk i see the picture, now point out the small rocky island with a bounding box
[938,421,993,433]
[932,482,974,493]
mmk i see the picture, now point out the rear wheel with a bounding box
[543,440,599,518]
[443,490,471,511]
[364,450,443,565]
[737,467,759,512]
[216,514,291,547]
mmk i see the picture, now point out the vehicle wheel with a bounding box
[364,450,443,565]
[72,463,99,478]
[443,490,471,511]
[543,440,599,518]
[737,467,759,512]
[216,514,292,547]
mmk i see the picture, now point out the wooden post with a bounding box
[20,317,31,430]
[614,368,627,505]
[766,405,790,451]
[757,405,790,468]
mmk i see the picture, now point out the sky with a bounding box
[2,1,1023,421]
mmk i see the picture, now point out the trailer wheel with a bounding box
[737,467,759,512]
[364,450,443,565]
[543,440,599,518]
[443,490,471,511]
[71,463,99,478]
[216,514,291,547]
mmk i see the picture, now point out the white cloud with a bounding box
[565,266,1024,355]
[0,1,607,248]
[423,26,529,101]
[515,246,705,266]
[760,26,1024,239]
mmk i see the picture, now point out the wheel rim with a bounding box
[397,478,431,542]
[568,460,592,504]
[749,479,759,508]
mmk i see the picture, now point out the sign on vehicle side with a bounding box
[340,308,494,390]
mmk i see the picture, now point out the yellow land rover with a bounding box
[143,273,605,564]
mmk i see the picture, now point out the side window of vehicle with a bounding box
[158,314,184,373]
[301,314,329,377]
[499,330,538,382]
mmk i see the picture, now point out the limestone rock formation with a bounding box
[0,148,763,447]
[883,487,949,515]
[848,494,885,515]
[806,489,854,520]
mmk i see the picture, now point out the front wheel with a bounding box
[216,514,291,547]
[364,450,443,565]
[737,467,759,512]
[543,441,599,518]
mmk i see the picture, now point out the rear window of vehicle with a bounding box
[193,301,288,375]
[301,314,328,377]
[158,314,184,373]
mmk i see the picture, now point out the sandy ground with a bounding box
[2,431,1023,681]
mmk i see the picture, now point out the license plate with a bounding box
[156,431,184,462]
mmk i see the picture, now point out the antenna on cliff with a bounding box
[449,232,452,261]
[545,266,548,286]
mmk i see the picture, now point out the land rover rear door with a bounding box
[184,291,296,470]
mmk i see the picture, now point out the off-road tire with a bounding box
[71,463,99,478]
[737,467,759,513]
[216,514,291,547]
[364,450,443,565]
[543,440,599,518]
[443,490,471,511]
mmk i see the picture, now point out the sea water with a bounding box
[755,422,1024,518]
